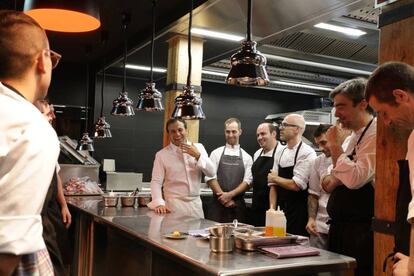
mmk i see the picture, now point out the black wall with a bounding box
[92,76,320,181]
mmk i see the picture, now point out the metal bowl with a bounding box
[137,196,151,207]
[102,195,118,207]
[120,195,136,207]
[209,225,234,238]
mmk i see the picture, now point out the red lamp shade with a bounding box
[24,0,100,33]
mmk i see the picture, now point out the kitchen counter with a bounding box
[67,196,356,276]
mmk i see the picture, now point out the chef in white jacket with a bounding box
[148,118,215,218]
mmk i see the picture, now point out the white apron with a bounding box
[165,196,204,219]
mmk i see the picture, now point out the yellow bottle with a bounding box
[265,207,286,237]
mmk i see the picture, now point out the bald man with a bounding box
[0,11,61,275]
[268,114,316,236]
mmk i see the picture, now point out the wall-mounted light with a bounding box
[111,13,135,117]
[24,0,100,32]
[136,0,164,112]
[171,0,205,120]
[226,0,269,86]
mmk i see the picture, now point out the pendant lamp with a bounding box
[171,0,205,120]
[111,14,135,117]
[94,33,112,139]
[24,0,100,33]
[226,0,269,86]
[136,0,164,112]
[77,62,94,152]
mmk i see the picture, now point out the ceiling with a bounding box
[2,0,381,97]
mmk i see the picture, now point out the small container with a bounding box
[209,226,234,238]
[209,236,234,253]
[120,195,136,207]
[137,196,151,207]
[102,195,118,207]
[265,207,286,237]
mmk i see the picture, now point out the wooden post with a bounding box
[163,35,204,147]
[374,1,414,275]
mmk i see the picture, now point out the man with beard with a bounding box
[250,122,282,226]
[324,78,376,276]
[365,62,414,276]
[268,114,316,236]
[206,118,253,223]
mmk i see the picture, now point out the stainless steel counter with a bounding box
[67,196,356,276]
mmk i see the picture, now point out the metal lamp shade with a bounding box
[94,117,112,138]
[136,82,164,111]
[111,91,135,116]
[171,86,205,120]
[77,132,94,152]
[24,0,100,32]
[226,40,269,86]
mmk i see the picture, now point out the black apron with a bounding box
[327,119,374,276]
[277,142,309,236]
[41,172,67,276]
[207,147,247,223]
[250,147,277,226]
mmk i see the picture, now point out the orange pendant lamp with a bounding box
[24,0,100,33]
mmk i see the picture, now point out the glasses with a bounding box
[280,122,300,128]
[45,49,62,69]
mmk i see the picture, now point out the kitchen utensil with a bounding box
[102,194,118,207]
[209,225,233,238]
[209,236,234,253]
[120,195,135,207]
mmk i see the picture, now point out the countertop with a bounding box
[67,196,356,276]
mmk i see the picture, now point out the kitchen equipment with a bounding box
[137,195,151,207]
[234,227,298,251]
[209,236,234,253]
[102,195,118,207]
[265,207,286,237]
[209,225,234,238]
[120,195,136,207]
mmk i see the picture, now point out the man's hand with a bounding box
[61,205,72,229]
[181,143,201,160]
[154,205,171,214]
[321,175,341,193]
[326,123,348,148]
[267,169,278,184]
[306,217,318,236]
[217,191,233,205]
[224,200,237,208]
[393,252,414,276]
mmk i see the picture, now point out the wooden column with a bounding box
[163,35,204,147]
[374,1,414,275]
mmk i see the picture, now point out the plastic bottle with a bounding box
[272,207,286,237]
[265,207,287,237]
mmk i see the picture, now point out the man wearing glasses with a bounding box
[267,114,317,236]
[0,10,61,275]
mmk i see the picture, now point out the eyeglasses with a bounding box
[45,49,62,69]
[280,122,300,128]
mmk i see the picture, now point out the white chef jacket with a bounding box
[253,142,283,162]
[332,118,377,189]
[271,141,317,190]
[406,130,414,222]
[308,154,332,234]
[205,144,253,185]
[148,142,215,216]
[0,82,60,255]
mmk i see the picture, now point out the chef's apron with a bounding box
[327,118,374,276]
[41,172,67,276]
[166,196,204,219]
[250,147,277,226]
[277,142,309,236]
[208,148,246,223]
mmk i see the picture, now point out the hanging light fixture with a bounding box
[77,61,94,152]
[136,0,164,112]
[226,0,269,86]
[94,32,112,139]
[24,0,100,33]
[171,0,205,120]
[111,13,135,116]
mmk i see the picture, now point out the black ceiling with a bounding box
[1,0,207,66]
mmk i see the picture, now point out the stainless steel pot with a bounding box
[209,236,234,253]
[120,196,135,207]
[102,195,118,207]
